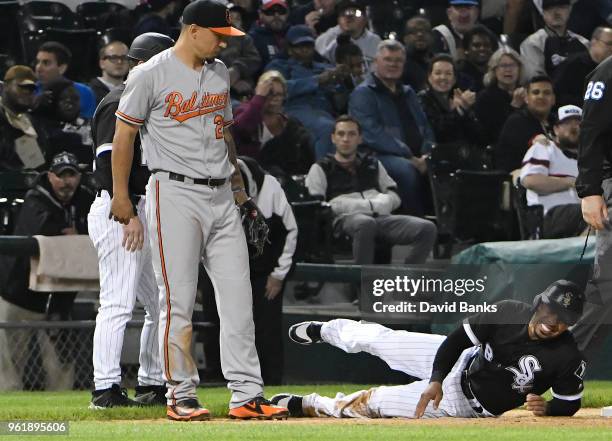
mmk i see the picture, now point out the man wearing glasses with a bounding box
[249,0,291,70]
[89,41,130,105]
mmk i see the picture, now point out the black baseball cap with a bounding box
[50,151,80,174]
[182,0,245,36]
[542,0,570,9]
[286,25,315,45]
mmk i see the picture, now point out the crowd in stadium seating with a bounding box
[2,0,612,392]
[2,0,612,259]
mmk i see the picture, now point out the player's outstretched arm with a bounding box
[525,394,581,417]
[110,118,139,224]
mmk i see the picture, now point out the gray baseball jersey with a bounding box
[116,49,233,179]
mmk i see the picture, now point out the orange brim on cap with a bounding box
[210,26,245,36]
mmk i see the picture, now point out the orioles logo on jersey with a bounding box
[506,355,542,393]
[164,91,228,123]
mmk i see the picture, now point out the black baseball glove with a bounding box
[239,198,269,257]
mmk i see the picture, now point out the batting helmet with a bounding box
[532,280,585,326]
[128,32,175,62]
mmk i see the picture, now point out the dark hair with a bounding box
[527,74,553,89]
[335,33,363,64]
[464,24,498,51]
[38,41,72,67]
[334,114,362,133]
[427,53,455,75]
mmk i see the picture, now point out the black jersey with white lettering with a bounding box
[463,301,586,416]
[91,84,149,198]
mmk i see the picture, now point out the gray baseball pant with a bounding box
[145,173,263,407]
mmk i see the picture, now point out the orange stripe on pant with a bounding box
[156,180,173,382]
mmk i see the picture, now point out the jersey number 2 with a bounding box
[214,115,224,139]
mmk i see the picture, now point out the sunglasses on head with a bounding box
[262,6,288,16]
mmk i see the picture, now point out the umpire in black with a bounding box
[574,55,612,360]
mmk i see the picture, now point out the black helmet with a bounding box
[128,32,175,62]
[532,280,585,326]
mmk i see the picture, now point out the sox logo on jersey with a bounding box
[506,355,542,393]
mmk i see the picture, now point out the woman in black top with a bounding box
[418,54,486,167]
[474,47,527,147]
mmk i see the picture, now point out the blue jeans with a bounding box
[377,154,424,216]
[285,106,335,159]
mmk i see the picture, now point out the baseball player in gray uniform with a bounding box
[109,0,288,421]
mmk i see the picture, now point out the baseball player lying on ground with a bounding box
[271,280,587,419]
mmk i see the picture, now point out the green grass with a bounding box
[0,382,610,441]
[5,424,612,441]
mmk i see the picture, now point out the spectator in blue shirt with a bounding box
[34,41,96,120]
[349,39,434,215]
[266,25,351,158]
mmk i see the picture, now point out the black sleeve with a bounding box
[92,101,118,191]
[430,325,474,383]
[431,29,449,55]
[546,398,581,416]
[549,356,586,410]
[576,59,612,197]
[92,100,117,148]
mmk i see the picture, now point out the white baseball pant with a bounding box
[88,191,163,390]
[301,319,485,418]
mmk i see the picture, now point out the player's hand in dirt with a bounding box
[525,393,547,416]
[415,381,443,418]
[582,195,608,230]
[110,195,135,225]
[122,216,144,252]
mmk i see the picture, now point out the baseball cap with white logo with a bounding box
[181,0,245,36]
[556,105,582,124]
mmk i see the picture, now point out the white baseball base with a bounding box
[601,406,612,417]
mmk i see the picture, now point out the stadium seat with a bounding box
[0,1,24,63]
[18,1,80,32]
[513,180,544,240]
[427,144,511,255]
[76,2,128,31]
[19,27,99,83]
[0,171,39,235]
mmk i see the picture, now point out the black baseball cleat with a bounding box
[270,394,304,417]
[89,384,141,409]
[134,384,167,406]
[288,321,323,345]
[167,398,211,421]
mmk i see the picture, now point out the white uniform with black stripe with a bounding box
[88,193,162,390]
[301,319,482,418]
[88,84,163,391]
[116,49,263,407]
[302,301,586,418]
